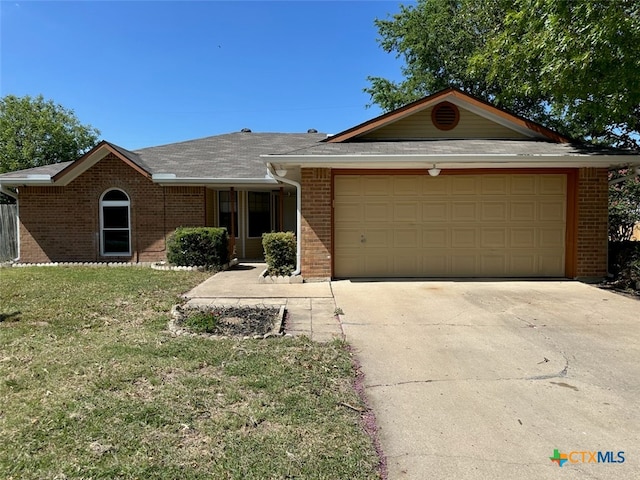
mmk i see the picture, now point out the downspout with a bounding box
[266,163,302,276]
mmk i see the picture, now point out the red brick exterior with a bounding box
[17,154,205,263]
[575,167,608,278]
[300,168,332,279]
[16,157,610,280]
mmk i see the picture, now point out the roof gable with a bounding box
[327,88,570,144]
[53,141,151,186]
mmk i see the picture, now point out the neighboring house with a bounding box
[1,88,639,280]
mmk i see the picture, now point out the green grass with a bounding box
[0,267,380,479]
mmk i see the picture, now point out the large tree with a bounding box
[0,95,100,174]
[366,0,640,150]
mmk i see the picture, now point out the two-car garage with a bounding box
[333,172,569,278]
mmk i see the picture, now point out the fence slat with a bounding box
[0,204,18,261]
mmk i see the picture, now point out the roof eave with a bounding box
[263,153,640,169]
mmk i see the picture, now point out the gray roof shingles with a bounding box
[1,134,635,183]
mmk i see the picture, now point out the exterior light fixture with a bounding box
[428,164,441,177]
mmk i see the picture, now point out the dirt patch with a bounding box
[169,304,284,339]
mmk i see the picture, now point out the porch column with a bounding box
[278,187,284,231]
[229,187,236,259]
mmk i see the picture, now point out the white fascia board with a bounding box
[0,175,53,186]
[263,154,640,169]
[151,176,279,186]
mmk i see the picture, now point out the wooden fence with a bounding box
[0,204,18,262]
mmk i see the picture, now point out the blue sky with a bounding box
[1,0,410,149]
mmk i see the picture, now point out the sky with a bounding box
[1,0,411,150]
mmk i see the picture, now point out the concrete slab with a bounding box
[184,263,341,342]
[185,263,333,299]
[332,279,640,480]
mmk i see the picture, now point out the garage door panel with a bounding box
[511,175,536,194]
[363,229,389,248]
[538,254,564,276]
[510,255,536,275]
[452,202,478,221]
[334,228,361,246]
[423,228,448,248]
[539,175,566,194]
[538,201,565,222]
[538,228,565,248]
[364,203,390,222]
[481,202,507,221]
[393,202,419,222]
[393,177,421,195]
[480,254,507,275]
[334,176,363,195]
[363,176,391,195]
[394,229,419,248]
[481,176,508,194]
[422,177,448,195]
[364,255,389,276]
[510,201,536,221]
[480,228,507,248]
[451,255,478,276]
[423,254,448,275]
[451,176,478,194]
[451,228,477,248]
[394,256,420,276]
[423,202,448,221]
[334,174,566,278]
[334,202,362,222]
[511,228,536,248]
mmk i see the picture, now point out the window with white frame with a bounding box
[100,189,131,255]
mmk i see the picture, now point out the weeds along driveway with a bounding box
[331,279,640,480]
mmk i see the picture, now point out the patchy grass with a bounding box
[0,267,380,479]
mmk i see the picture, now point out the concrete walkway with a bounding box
[184,263,343,342]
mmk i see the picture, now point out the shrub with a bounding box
[262,231,296,276]
[167,227,229,267]
[608,241,640,292]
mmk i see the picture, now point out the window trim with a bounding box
[100,188,131,256]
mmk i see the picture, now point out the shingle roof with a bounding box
[132,132,328,178]
[0,132,328,182]
[270,138,637,157]
[0,161,73,179]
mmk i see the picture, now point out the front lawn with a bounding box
[0,267,380,479]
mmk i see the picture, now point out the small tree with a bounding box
[609,169,640,242]
[0,94,100,203]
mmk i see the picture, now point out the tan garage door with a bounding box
[334,174,566,278]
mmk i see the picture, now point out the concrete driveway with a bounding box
[331,280,640,480]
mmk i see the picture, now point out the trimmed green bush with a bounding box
[167,227,229,267]
[262,231,296,276]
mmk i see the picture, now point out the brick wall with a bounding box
[300,168,332,279]
[575,167,608,278]
[17,154,205,263]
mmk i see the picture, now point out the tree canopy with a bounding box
[366,0,640,150]
[0,95,100,174]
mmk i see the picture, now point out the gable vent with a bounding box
[431,102,460,131]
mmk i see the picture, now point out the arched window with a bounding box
[100,189,131,255]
